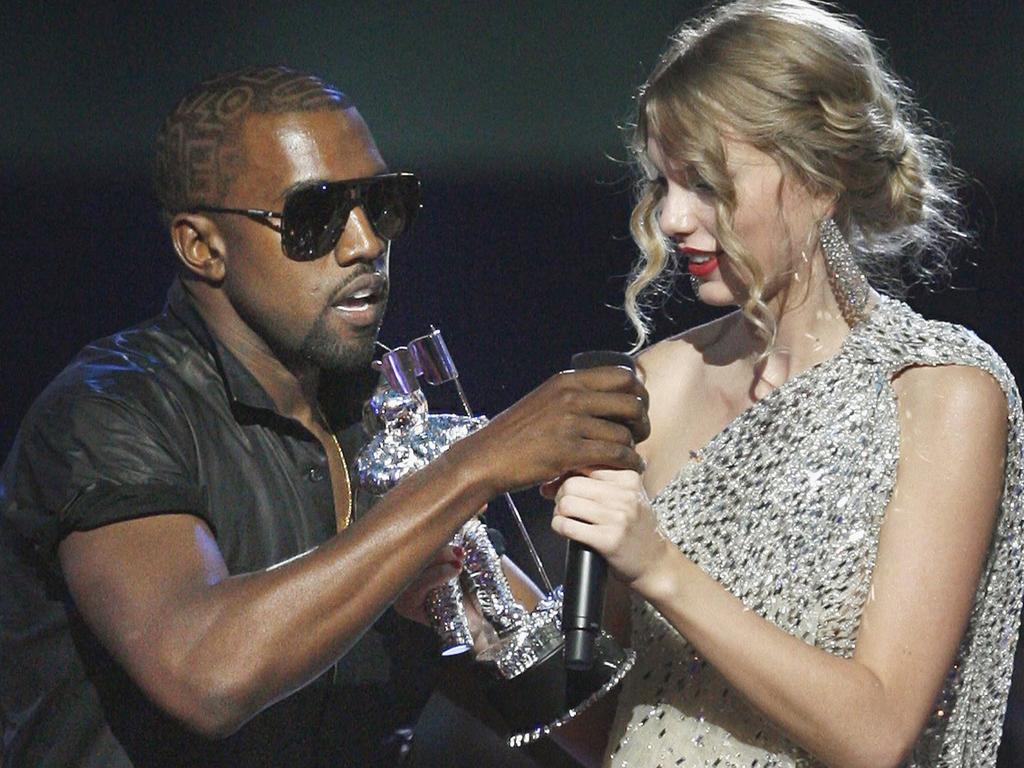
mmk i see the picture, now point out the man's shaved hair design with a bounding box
[154,66,351,223]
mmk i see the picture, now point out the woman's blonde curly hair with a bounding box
[625,0,969,350]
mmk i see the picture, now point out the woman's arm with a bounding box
[552,364,1008,768]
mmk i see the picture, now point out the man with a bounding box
[0,67,648,767]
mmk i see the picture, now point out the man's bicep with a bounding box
[59,513,228,687]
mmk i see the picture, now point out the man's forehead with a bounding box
[235,109,387,199]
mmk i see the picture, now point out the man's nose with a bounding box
[334,205,386,265]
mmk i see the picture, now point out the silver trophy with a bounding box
[356,328,634,746]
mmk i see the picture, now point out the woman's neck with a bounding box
[741,264,869,395]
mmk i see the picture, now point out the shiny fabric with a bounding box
[0,279,440,767]
[606,297,1023,767]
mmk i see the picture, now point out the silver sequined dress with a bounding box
[606,297,1023,767]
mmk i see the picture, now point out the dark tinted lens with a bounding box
[281,183,351,261]
[364,175,421,240]
[280,174,421,260]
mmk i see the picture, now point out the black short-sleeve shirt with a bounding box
[0,279,441,767]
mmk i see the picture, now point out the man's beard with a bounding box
[301,310,383,426]
[299,311,379,374]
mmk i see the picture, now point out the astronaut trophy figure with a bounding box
[355,329,634,746]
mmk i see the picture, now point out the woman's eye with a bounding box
[689,174,713,193]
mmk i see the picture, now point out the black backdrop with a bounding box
[3,2,1022,765]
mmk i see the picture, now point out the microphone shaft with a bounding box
[563,350,635,671]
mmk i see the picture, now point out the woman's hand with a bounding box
[392,544,463,625]
[551,468,673,591]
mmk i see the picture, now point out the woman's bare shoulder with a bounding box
[636,312,737,391]
[891,363,1009,441]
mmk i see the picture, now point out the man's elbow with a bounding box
[173,688,254,740]
[141,655,266,739]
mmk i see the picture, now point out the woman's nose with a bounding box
[658,185,699,239]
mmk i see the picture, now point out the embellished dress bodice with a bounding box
[605,298,1023,767]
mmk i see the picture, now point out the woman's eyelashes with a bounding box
[651,169,714,196]
[685,168,715,194]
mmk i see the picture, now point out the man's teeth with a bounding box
[335,300,370,312]
[334,289,376,308]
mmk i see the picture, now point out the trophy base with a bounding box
[486,631,636,748]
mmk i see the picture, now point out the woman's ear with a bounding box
[170,214,227,283]
[817,192,839,222]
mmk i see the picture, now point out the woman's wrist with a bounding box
[628,534,683,605]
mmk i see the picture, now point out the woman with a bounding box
[551,1,1023,766]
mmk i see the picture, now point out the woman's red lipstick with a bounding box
[679,246,719,277]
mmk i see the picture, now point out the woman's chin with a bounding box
[693,281,739,308]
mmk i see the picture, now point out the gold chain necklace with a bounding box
[316,405,353,531]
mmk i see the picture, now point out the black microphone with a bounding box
[562,350,636,671]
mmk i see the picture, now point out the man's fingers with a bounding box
[570,391,650,444]
[538,477,564,500]
[569,364,647,421]
[467,363,649,494]
[568,388,647,421]
[578,438,644,474]
[565,365,646,397]
[578,416,635,448]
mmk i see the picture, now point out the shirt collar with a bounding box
[164,278,281,415]
[164,278,373,433]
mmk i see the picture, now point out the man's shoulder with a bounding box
[1,311,217,552]
[25,311,218,442]
[63,310,211,390]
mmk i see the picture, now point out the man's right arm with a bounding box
[58,364,649,738]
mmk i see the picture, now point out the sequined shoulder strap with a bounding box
[852,297,1016,389]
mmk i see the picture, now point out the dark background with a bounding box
[3,2,1022,765]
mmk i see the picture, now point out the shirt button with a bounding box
[307,467,325,482]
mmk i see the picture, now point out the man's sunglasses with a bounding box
[187,172,421,261]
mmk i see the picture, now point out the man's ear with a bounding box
[170,214,227,283]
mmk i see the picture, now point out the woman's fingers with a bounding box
[551,514,611,552]
[550,468,666,586]
[585,467,644,487]
[556,471,643,505]
[555,494,614,525]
